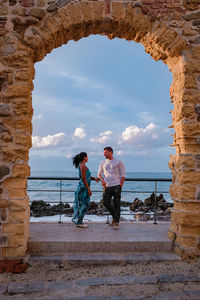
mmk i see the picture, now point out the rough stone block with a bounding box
[44,16,60,35]
[2,244,27,258]
[80,2,94,22]
[0,200,9,208]
[0,208,7,222]
[7,234,26,247]
[177,171,200,185]
[172,210,200,226]
[67,3,82,25]
[6,85,31,98]
[174,155,195,170]
[2,223,28,235]
[175,235,197,248]
[0,104,11,117]
[174,200,200,211]
[0,235,7,247]
[9,188,27,200]
[0,166,10,180]
[3,177,27,189]
[9,209,28,223]
[10,199,29,211]
[12,164,30,177]
[178,225,200,237]
[30,8,46,20]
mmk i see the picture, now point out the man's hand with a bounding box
[120,177,125,189]
[101,180,106,187]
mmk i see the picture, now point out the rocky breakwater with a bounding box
[130,193,174,221]
[30,193,173,221]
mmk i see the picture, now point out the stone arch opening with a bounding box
[1,0,200,268]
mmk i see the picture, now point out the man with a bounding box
[97,147,126,230]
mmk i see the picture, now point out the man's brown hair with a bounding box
[104,146,113,153]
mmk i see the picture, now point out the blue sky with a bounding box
[29,35,175,173]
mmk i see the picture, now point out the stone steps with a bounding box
[28,223,182,266]
[28,252,181,267]
[28,222,174,254]
[28,240,173,254]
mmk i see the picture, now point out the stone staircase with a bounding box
[27,222,181,265]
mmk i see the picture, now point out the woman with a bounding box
[72,152,99,228]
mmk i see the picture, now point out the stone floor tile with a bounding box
[76,277,105,286]
[0,283,8,294]
[8,282,46,294]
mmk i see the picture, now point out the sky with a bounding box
[29,35,175,173]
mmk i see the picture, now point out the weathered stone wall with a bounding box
[0,0,200,269]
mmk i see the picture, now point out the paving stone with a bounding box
[159,273,185,283]
[48,281,73,291]
[60,297,107,300]
[185,290,200,298]
[105,274,158,285]
[0,283,7,294]
[105,275,134,285]
[8,282,46,294]
[158,273,200,283]
[140,275,159,284]
[184,272,200,282]
[108,297,129,300]
[76,277,105,286]
[29,254,64,264]
[154,291,190,300]
[147,252,181,262]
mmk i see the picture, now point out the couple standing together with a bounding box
[72,147,126,230]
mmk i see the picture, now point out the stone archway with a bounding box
[0,0,200,271]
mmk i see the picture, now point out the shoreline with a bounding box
[30,192,173,222]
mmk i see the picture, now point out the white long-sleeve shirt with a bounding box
[97,158,126,187]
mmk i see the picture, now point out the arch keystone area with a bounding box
[0,0,200,272]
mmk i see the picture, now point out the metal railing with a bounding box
[28,177,172,224]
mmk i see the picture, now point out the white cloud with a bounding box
[32,132,71,149]
[66,153,73,158]
[74,126,86,139]
[121,123,156,144]
[90,130,112,144]
[138,112,154,123]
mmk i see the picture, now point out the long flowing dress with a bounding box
[72,166,91,225]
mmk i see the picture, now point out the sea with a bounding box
[28,171,172,211]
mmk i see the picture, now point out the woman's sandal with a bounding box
[76,224,88,228]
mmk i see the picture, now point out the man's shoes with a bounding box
[76,223,88,228]
[109,219,115,226]
[113,223,120,230]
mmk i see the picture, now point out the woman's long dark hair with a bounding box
[72,152,87,168]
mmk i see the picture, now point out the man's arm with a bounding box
[119,161,126,189]
[120,176,125,188]
[97,162,106,187]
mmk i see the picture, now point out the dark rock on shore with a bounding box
[30,193,173,221]
[130,193,173,213]
[30,200,72,217]
[130,198,144,211]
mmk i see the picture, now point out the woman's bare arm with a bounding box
[80,166,92,195]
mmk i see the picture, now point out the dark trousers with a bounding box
[103,185,121,223]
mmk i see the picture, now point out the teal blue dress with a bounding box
[72,166,91,225]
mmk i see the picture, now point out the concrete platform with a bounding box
[28,222,181,265]
[28,222,174,253]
